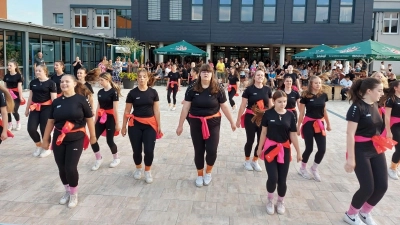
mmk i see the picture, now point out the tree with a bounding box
[117,37,142,59]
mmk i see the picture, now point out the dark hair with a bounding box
[99,72,122,97]
[78,68,100,82]
[349,78,382,104]
[273,90,287,101]
[55,60,65,71]
[62,74,92,97]
[387,80,400,103]
[8,59,22,77]
[191,66,200,74]
[193,64,220,94]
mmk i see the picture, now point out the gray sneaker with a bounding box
[59,192,70,205]
[266,200,274,215]
[299,168,311,180]
[388,168,399,180]
[68,194,78,208]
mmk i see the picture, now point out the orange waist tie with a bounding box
[300,116,326,139]
[262,139,291,163]
[126,114,163,139]
[188,112,221,140]
[228,84,239,96]
[98,109,115,124]
[354,135,397,154]
[9,88,26,105]
[169,81,178,88]
[55,121,89,150]
[0,119,14,138]
[29,99,52,111]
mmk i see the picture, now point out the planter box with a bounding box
[122,79,135,89]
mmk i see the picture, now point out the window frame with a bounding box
[218,0,231,22]
[73,8,88,28]
[292,0,307,23]
[116,9,132,29]
[169,0,182,21]
[94,9,110,29]
[53,13,63,25]
[191,0,203,21]
[148,0,161,21]
[263,0,276,23]
[339,0,354,23]
[315,0,330,23]
[241,0,254,22]
[383,12,399,34]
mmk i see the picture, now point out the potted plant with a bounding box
[119,72,137,89]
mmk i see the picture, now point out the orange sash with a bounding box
[300,116,326,139]
[228,84,239,96]
[29,99,52,111]
[354,135,397,154]
[55,121,89,150]
[9,88,26,105]
[168,81,178,88]
[126,114,163,139]
[0,119,14,138]
[188,112,221,139]
[263,139,291,163]
[97,109,119,136]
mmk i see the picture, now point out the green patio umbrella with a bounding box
[153,40,208,57]
[292,44,332,60]
[314,40,400,61]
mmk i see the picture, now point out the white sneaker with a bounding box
[203,173,212,186]
[311,169,322,182]
[343,212,365,225]
[169,105,172,111]
[276,201,285,214]
[68,194,78,208]
[39,149,52,158]
[359,212,377,225]
[15,123,21,131]
[109,158,121,168]
[59,192,70,205]
[33,147,42,157]
[388,168,399,180]
[91,158,103,171]
[299,168,311,180]
[266,200,275,215]
[172,106,176,111]
[7,123,12,131]
[195,176,203,187]
[251,160,262,172]
[243,160,254,171]
[133,168,142,180]
[144,171,153,184]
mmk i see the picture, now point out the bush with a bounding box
[119,72,137,81]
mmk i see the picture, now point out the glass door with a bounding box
[82,41,95,70]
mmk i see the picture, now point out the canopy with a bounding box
[153,40,208,57]
[314,40,400,61]
[292,44,332,59]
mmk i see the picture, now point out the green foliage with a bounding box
[119,72,137,81]
[117,37,142,57]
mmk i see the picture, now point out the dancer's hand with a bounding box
[256,148,262,157]
[230,122,236,131]
[90,135,97,145]
[115,125,121,133]
[326,124,332,131]
[236,119,241,128]
[387,131,393,139]
[176,126,183,136]
[1,131,8,141]
[344,160,355,173]
[297,128,301,136]
[121,127,127,137]
[42,139,50,150]
[25,110,29,117]
[297,154,302,162]
[178,87,181,91]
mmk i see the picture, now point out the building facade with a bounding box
[42,0,132,38]
[0,0,6,19]
[132,0,374,65]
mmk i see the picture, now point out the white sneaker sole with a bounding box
[243,163,254,171]
[39,151,52,158]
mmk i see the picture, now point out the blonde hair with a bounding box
[99,72,122,97]
[36,65,49,77]
[371,72,388,88]
[250,69,267,86]
[302,76,323,98]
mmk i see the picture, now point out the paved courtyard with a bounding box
[0,85,399,225]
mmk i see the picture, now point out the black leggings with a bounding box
[351,145,388,208]
[167,85,178,105]
[91,115,117,154]
[0,126,3,144]
[264,146,290,197]
[27,106,52,143]
[52,131,84,187]
[128,121,156,166]
[301,121,326,164]
[244,113,261,158]
[190,117,221,170]
[8,98,20,122]
[228,89,236,107]
[391,123,400,163]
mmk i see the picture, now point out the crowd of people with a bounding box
[1,54,399,225]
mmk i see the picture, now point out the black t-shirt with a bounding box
[181,69,188,79]
[0,89,7,108]
[275,69,282,75]
[228,74,239,85]
[29,79,57,103]
[242,85,272,109]
[284,73,298,86]
[73,61,83,75]
[34,57,45,66]
[4,73,23,96]
[388,78,397,84]
[97,88,119,110]
[386,96,400,117]
[224,62,230,69]
[300,93,328,119]
[282,64,288,70]
[84,82,94,94]
[348,72,355,81]
[185,86,227,117]
[50,73,65,94]
[168,72,180,82]
[261,109,297,143]
[346,101,382,137]
[126,87,159,117]
[285,90,300,109]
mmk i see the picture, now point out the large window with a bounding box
[384,13,399,34]
[263,0,276,22]
[95,9,110,28]
[241,0,253,22]
[192,0,203,21]
[53,13,63,25]
[170,0,182,20]
[148,0,161,20]
[339,0,353,23]
[316,0,329,23]
[292,0,306,22]
[219,0,231,22]
[116,9,132,29]
[74,8,87,28]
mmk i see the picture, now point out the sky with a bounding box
[7,0,43,25]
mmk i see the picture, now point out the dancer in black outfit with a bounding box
[283,76,300,124]
[4,60,23,131]
[50,60,65,98]
[0,85,15,144]
[344,78,394,225]
[227,67,240,111]
[42,74,96,208]
[166,64,181,111]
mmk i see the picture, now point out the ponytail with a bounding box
[387,80,400,103]
[110,81,122,97]
[99,72,122,97]
[349,78,382,104]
